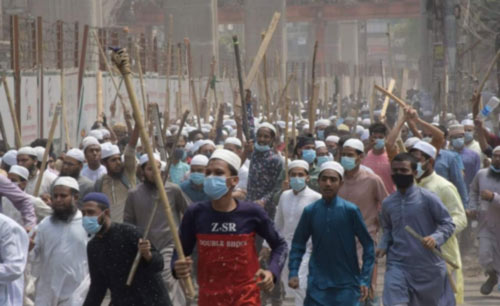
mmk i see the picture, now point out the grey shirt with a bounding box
[124,182,191,250]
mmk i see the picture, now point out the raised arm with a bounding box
[407,108,445,151]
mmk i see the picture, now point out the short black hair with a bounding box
[228,164,238,176]
[188,130,204,142]
[392,153,418,171]
[324,125,338,138]
[368,123,387,136]
[438,125,448,138]
[30,138,53,156]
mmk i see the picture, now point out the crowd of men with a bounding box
[1,95,500,306]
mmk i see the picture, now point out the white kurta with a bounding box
[274,186,321,306]
[31,210,88,306]
[0,213,29,306]
[25,170,57,196]
[2,195,52,225]
[81,164,107,182]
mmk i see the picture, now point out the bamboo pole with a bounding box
[261,32,271,121]
[184,38,202,129]
[233,36,249,140]
[110,48,195,297]
[33,104,61,197]
[135,44,148,123]
[472,49,500,119]
[176,44,183,120]
[1,75,22,148]
[374,84,408,108]
[380,79,396,123]
[163,14,173,136]
[284,96,291,181]
[309,41,319,130]
[60,68,71,149]
[96,70,104,120]
[0,113,10,150]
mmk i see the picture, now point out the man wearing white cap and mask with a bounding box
[462,119,484,159]
[224,137,249,199]
[262,159,321,306]
[57,148,94,205]
[17,146,57,196]
[125,153,191,305]
[1,149,17,172]
[469,146,500,295]
[3,165,52,223]
[448,124,480,195]
[180,154,210,202]
[81,136,107,182]
[410,141,467,303]
[95,132,138,222]
[338,138,388,304]
[289,161,374,305]
[30,176,89,306]
[173,149,287,306]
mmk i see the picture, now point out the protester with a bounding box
[172,149,287,306]
[377,153,456,305]
[289,161,375,304]
[295,135,320,192]
[82,192,172,306]
[224,137,249,199]
[0,213,29,306]
[81,136,107,182]
[1,149,17,172]
[57,148,94,204]
[410,141,467,303]
[124,153,191,305]
[30,176,88,305]
[0,173,36,229]
[17,146,57,196]
[448,124,481,193]
[180,154,210,202]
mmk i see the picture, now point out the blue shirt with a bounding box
[180,180,210,203]
[435,149,469,206]
[289,197,374,290]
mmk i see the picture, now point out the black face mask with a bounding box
[391,174,414,189]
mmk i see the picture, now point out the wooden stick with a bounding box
[0,113,10,150]
[472,49,500,119]
[97,70,104,120]
[374,84,408,108]
[272,73,295,113]
[34,104,61,197]
[184,38,202,129]
[60,68,71,149]
[176,44,183,120]
[309,41,319,130]
[91,31,125,111]
[135,44,148,123]
[284,96,291,181]
[233,35,250,140]
[111,48,195,297]
[1,75,22,148]
[243,12,281,89]
[164,110,190,184]
[261,32,271,121]
[379,79,396,122]
[164,14,173,135]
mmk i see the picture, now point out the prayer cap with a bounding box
[139,153,161,166]
[404,137,421,149]
[54,176,79,192]
[343,138,364,152]
[191,154,209,167]
[316,119,330,127]
[361,129,370,141]
[289,160,309,172]
[337,124,350,132]
[100,129,110,138]
[315,141,326,149]
[9,165,29,181]
[493,146,500,154]
[448,124,465,136]
[66,149,85,163]
[101,143,120,160]
[2,150,17,166]
[325,136,339,144]
[17,146,37,157]
[461,119,474,127]
[224,137,242,147]
[88,129,103,140]
[82,136,100,151]
[34,147,45,162]
[210,149,241,171]
[257,122,276,135]
[362,118,371,126]
[319,161,344,179]
[413,141,437,159]
[83,192,110,208]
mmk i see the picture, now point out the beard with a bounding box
[144,177,157,189]
[60,169,80,179]
[487,168,500,182]
[52,204,77,223]
[108,167,124,179]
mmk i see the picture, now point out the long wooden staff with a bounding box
[111,48,195,297]
[0,113,10,149]
[472,49,500,119]
[261,32,271,121]
[379,79,396,123]
[33,104,61,197]
[184,38,202,129]
[1,75,22,148]
[309,41,319,130]
[374,84,407,108]
[176,43,183,120]
[163,14,173,137]
[272,73,295,113]
[233,35,249,140]
[135,44,148,123]
[284,96,291,181]
[60,68,71,149]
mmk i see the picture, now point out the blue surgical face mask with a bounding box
[182,150,188,161]
[302,149,316,164]
[416,162,424,178]
[317,130,325,140]
[290,177,306,192]
[374,138,385,150]
[203,175,229,200]
[254,142,271,152]
[317,155,331,167]
[341,156,357,171]
[82,215,103,235]
[422,137,432,143]
[190,172,205,185]
[451,137,465,149]
[464,132,474,143]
